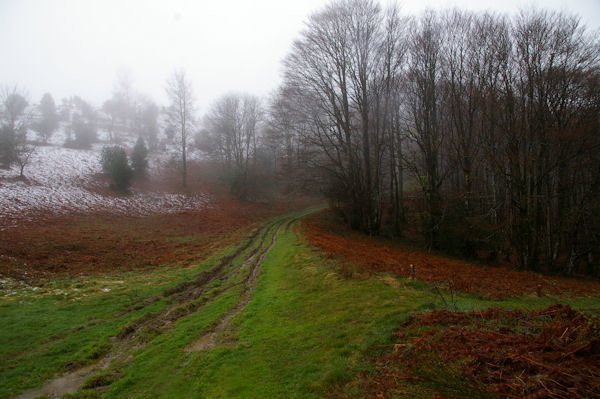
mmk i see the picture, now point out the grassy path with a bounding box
[2,209,599,398]
[8,214,292,398]
[89,210,439,398]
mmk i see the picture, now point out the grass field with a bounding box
[1,209,599,398]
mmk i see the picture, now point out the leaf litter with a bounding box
[302,211,600,299]
[342,305,599,399]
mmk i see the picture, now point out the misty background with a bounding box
[1,0,600,275]
[1,0,599,111]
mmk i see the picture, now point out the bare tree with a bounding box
[271,2,600,275]
[265,87,308,191]
[102,68,138,142]
[502,10,600,271]
[376,5,408,235]
[402,10,447,249]
[136,97,160,149]
[441,10,483,212]
[282,0,394,234]
[112,67,135,130]
[65,96,98,149]
[15,139,35,178]
[102,99,120,143]
[203,93,262,197]
[165,69,195,188]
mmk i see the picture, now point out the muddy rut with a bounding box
[13,216,295,399]
[187,217,290,351]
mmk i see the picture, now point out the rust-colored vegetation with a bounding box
[0,205,239,280]
[0,180,300,281]
[340,305,600,399]
[301,210,600,299]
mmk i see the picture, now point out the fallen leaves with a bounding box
[397,305,600,398]
[302,210,600,298]
[334,305,600,399]
[0,192,290,281]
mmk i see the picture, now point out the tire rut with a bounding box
[114,223,272,342]
[187,217,290,351]
[11,219,284,399]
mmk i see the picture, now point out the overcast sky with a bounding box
[1,0,599,112]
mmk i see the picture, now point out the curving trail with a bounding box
[187,217,290,351]
[13,215,298,399]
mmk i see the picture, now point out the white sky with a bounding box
[1,0,599,112]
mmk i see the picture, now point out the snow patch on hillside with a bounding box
[0,143,209,229]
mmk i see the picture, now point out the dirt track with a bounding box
[187,217,293,351]
[13,216,295,399]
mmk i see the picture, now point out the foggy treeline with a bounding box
[1,0,599,277]
[0,68,187,189]
[267,0,600,276]
[0,70,161,157]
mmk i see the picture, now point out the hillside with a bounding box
[2,0,599,396]
[0,129,208,230]
[1,208,598,399]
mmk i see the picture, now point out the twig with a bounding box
[562,342,590,357]
[475,303,484,321]
[559,327,569,340]
[516,355,577,379]
[433,286,448,309]
[538,378,567,399]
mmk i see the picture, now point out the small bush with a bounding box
[130,136,148,176]
[0,125,17,167]
[66,121,97,149]
[100,146,133,190]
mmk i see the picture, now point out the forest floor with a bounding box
[1,208,599,398]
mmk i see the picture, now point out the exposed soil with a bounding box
[112,218,285,344]
[188,217,291,351]
[13,364,97,399]
[302,210,600,299]
[337,305,600,399]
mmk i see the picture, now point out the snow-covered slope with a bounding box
[0,140,209,229]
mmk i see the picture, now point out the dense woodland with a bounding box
[269,0,600,276]
[1,0,599,276]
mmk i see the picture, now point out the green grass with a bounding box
[92,221,438,399]
[2,210,599,398]
[0,239,243,398]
